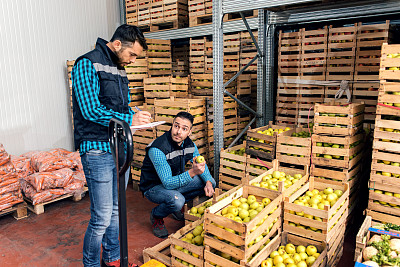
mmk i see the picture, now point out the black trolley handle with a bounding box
[108,118,134,267]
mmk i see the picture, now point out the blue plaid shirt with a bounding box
[148,144,213,190]
[72,58,135,155]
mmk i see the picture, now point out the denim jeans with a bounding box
[81,150,130,267]
[144,175,216,219]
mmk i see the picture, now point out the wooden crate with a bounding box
[355,21,391,81]
[138,1,151,26]
[323,84,353,104]
[170,219,205,267]
[326,24,357,81]
[148,57,172,77]
[276,127,312,166]
[188,0,206,17]
[373,115,400,153]
[237,74,252,95]
[218,144,247,191]
[144,76,189,99]
[368,180,400,217]
[240,51,257,72]
[131,166,141,182]
[0,202,28,220]
[224,53,240,72]
[204,185,283,263]
[278,29,302,78]
[125,0,138,25]
[300,27,328,81]
[313,102,364,136]
[125,58,148,80]
[365,209,400,226]
[275,83,299,125]
[370,149,400,186]
[327,224,345,267]
[297,85,324,126]
[246,123,292,161]
[352,82,379,124]
[311,133,364,169]
[245,231,327,267]
[172,59,189,77]
[190,74,212,95]
[311,161,361,182]
[143,238,172,266]
[380,43,400,80]
[190,37,207,56]
[223,33,240,53]
[240,31,258,52]
[248,159,309,198]
[376,81,400,116]
[245,156,272,180]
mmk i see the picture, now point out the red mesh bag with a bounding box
[0,178,20,194]
[19,178,65,205]
[21,150,41,159]
[11,156,34,178]
[64,178,85,194]
[66,152,83,170]
[72,170,86,184]
[31,151,74,172]
[0,151,10,166]
[0,161,15,176]
[49,148,73,157]
[0,172,18,183]
[0,191,23,211]
[26,169,73,192]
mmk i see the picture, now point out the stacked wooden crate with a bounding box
[283,177,349,267]
[172,43,189,77]
[309,102,364,264]
[218,144,247,191]
[239,31,258,72]
[297,84,324,126]
[154,97,208,158]
[138,0,151,29]
[224,32,241,73]
[189,36,208,74]
[277,29,302,79]
[144,76,189,104]
[125,0,138,26]
[275,82,299,126]
[66,60,75,128]
[126,56,147,107]
[366,43,400,225]
[204,39,213,74]
[188,0,212,27]
[147,39,172,77]
[237,74,252,133]
[190,73,236,96]
[149,0,188,32]
[353,21,393,126]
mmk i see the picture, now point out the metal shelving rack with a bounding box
[132,0,400,180]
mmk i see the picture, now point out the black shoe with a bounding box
[171,210,185,221]
[150,213,169,238]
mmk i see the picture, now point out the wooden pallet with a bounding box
[283,177,349,244]
[0,202,28,220]
[204,185,282,263]
[313,102,364,136]
[143,238,172,266]
[25,187,88,215]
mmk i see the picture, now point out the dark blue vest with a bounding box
[139,131,196,193]
[72,38,131,150]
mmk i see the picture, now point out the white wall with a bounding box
[0,0,121,155]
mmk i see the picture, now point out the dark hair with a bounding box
[174,112,194,126]
[110,24,148,50]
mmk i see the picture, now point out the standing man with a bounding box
[72,24,151,267]
[140,112,216,238]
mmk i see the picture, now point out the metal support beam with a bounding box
[213,0,224,182]
[265,19,276,125]
[227,116,257,149]
[257,9,267,127]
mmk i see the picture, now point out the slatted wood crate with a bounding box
[275,83,299,126]
[238,115,252,133]
[125,58,148,80]
[372,114,400,154]
[245,155,272,180]
[143,238,172,266]
[352,82,379,125]
[368,180,400,219]
[240,51,257,72]
[188,0,207,17]
[246,123,292,161]
[125,0,138,25]
[376,81,400,117]
[190,74,212,95]
[313,102,364,136]
[380,43,400,81]
[131,166,141,182]
[365,209,400,225]
[355,20,391,81]
[247,159,309,198]
[138,0,151,26]
[149,0,188,32]
[301,27,328,81]
[276,127,312,166]
[189,37,208,73]
[223,33,240,53]
[237,74,252,95]
[218,144,247,191]
[278,29,302,78]
[254,232,328,267]
[224,53,240,72]
[312,133,364,169]
[326,24,357,81]
[283,177,349,244]
[170,219,205,267]
[240,31,258,52]
[204,185,282,265]
[144,76,189,100]
[172,44,189,77]
[323,84,353,104]
[311,161,361,183]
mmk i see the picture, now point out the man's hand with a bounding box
[204,181,214,197]
[188,156,205,177]
[131,111,151,126]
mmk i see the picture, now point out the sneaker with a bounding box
[171,207,185,221]
[150,213,169,238]
[101,259,138,267]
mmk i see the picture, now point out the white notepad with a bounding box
[130,121,166,134]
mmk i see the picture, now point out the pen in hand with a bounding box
[135,106,152,121]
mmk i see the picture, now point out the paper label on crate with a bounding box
[130,121,166,133]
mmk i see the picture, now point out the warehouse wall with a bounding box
[0,0,121,155]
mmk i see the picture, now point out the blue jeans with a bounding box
[144,175,216,219]
[81,150,130,267]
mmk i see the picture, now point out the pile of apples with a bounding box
[386,53,400,71]
[373,189,400,208]
[174,224,205,266]
[287,187,345,232]
[260,243,321,267]
[251,171,303,191]
[291,130,312,138]
[188,201,213,218]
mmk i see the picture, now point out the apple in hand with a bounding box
[196,156,205,163]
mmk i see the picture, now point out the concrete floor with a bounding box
[0,184,359,267]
